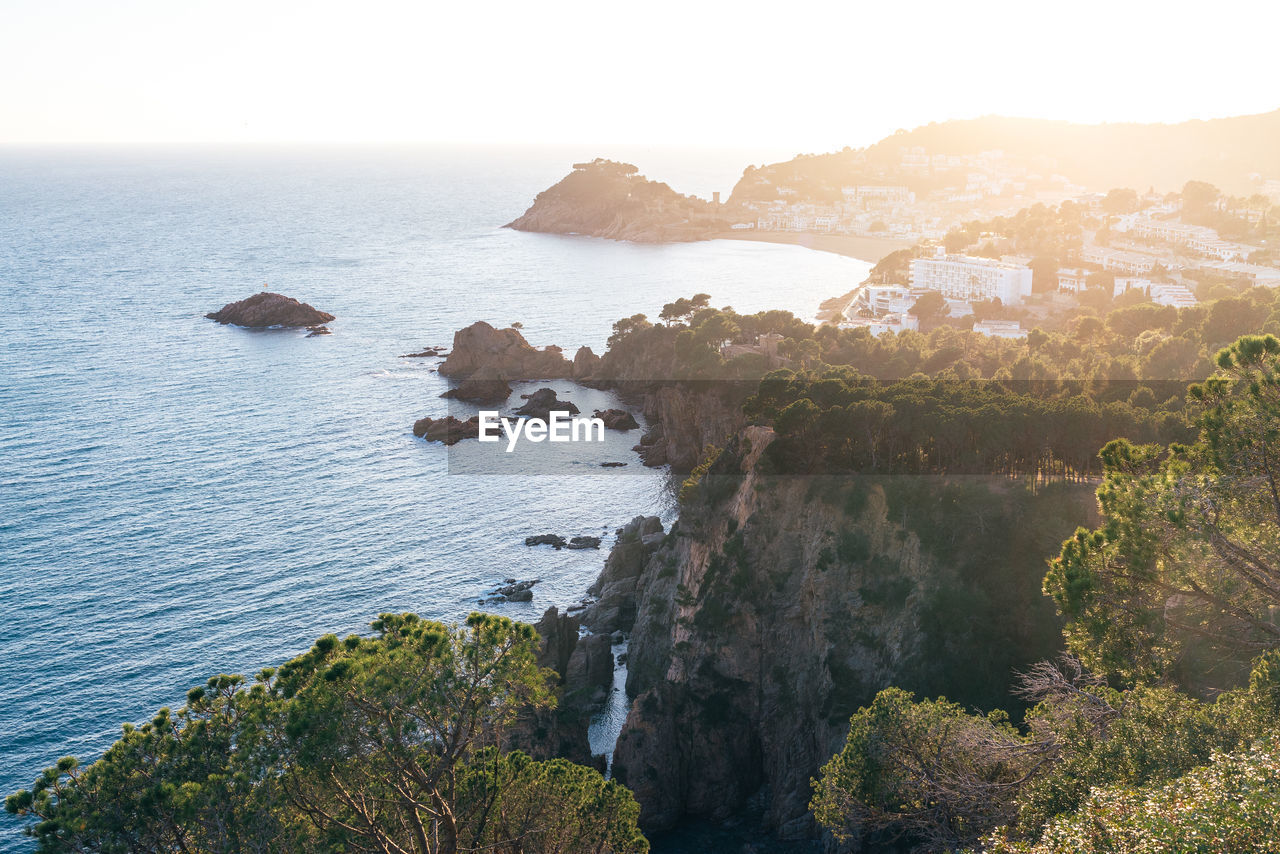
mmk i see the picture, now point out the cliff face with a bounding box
[505,159,729,243]
[586,430,1097,840]
[515,606,616,769]
[630,383,748,471]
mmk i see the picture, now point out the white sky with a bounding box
[3,0,1278,149]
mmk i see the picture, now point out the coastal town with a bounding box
[506,150,1280,344]
[720,149,1280,340]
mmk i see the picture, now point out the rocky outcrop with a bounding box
[517,607,616,766]
[411,415,480,444]
[505,159,729,243]
[573,346,602,381]
[525,534,602,550]
[206,292,335,328]
[582,516,666,634]
[593,409,640,431]
[513,388,579,421]
[440,365,512,403]
[438,321,572,381]
[484,578,539,604]
[586,429,1096,840]
[627,383,747,471]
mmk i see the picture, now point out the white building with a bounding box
[1149,284,1199,309]
[1193,260,1280,287]
[1057,268,1090,293]
[842,185,914,205]
[1129,218,1247,261]
[972,319,1027,339]
[864,285,919,316]
[840,313,919,336]
[909,253,1034,305]
[1080,246,1159,274]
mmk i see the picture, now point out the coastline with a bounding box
[704,231,913,265]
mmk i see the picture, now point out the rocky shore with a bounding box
[418,321,746,469]
[206,292,335,328]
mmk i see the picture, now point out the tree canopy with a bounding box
[6,613,647,854]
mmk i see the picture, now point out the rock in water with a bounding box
[412,415,481,445]
[438,321,573,380]
[514,388,580,421]
[206,292,335,328]
[400,346,445,358]
[484,578,540,603]
[593,408,639,430]
[439,365,512,403]
[525,533,568,549]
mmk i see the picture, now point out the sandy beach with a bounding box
[705,231,914,265]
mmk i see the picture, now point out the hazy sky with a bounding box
[4,0,1278,150]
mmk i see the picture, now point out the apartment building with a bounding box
[909,253,1034,305]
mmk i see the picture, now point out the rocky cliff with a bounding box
[585,429,1098,840]
[505,159,730,243]
[438,321,576,380]
[515,606,616,769]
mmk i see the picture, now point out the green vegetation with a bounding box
[811,335,1280,852]
[747,369,1188,479]
[984,740,1280,853]
[5,613,647,854]
[1047,334,1280,685]
[603,281,1280,393]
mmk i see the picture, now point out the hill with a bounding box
[505,158,730,242]
[731,110,1280,201]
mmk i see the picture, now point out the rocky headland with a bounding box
[206,292,335,328]
[505,159,730,243]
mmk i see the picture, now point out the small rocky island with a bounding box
[206,292,335,329]
[505,159,728,243]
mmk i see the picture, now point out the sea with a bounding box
[0,145,871,850]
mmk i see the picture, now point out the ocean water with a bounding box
[0,146,869,850]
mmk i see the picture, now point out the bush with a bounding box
[984,740,1280,853]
